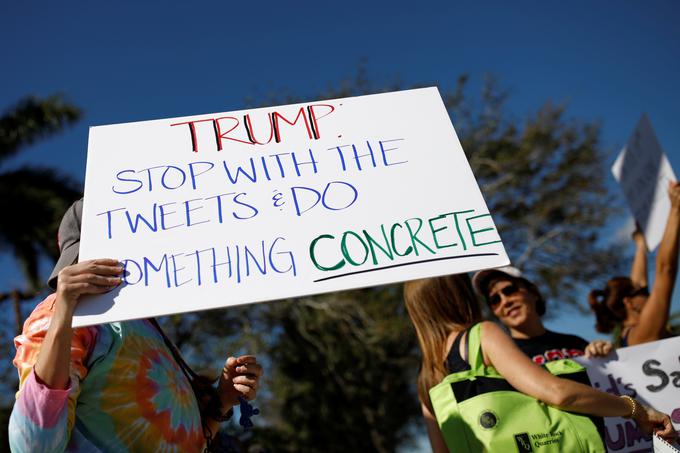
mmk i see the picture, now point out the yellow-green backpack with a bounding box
[429,323,605,452]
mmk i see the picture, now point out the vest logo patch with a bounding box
[479,410,498,429]
[514,433,533,452]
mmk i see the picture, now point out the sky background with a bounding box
[1,0,679,447]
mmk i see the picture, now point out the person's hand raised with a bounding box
[669,180,680,210]
[217,355,263,408]
[56,259,123,311]
[584,340,613,358]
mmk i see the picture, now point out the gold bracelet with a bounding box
[620,395,638,419]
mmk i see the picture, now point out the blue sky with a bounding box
[2,2,679,351]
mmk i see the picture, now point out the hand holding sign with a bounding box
[56,259,123,311]
[635,403,676,443]
[670,181,680,210]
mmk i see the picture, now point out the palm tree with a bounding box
[0,95,83,334]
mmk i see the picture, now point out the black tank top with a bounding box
[445,327,472,373]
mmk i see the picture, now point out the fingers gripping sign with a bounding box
[56,259,123,310]
[669,180,680,208]
[584,340,614,358]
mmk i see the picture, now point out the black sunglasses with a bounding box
[629,286,649,298]
[487,283,521,306]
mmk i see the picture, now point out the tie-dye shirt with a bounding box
[9,294,206,452]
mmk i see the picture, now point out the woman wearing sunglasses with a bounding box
[589,181,680,347]
[472,266,611,365]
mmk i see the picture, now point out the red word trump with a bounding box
[171,104,336,153]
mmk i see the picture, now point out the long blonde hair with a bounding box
[404,274,482,413]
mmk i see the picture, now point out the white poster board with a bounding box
[612,114,677,251]
[575,337,680,453]
[76,87,509,327]
[655,435,680,453]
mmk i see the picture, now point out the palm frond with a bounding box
[0,95,81,164]
[0,166,81,288]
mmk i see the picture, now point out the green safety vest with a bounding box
[429,323,605,452]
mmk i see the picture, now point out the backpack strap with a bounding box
[466,323,486,373]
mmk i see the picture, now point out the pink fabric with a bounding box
[17,369,70,429]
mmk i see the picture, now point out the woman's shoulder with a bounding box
[477,321,517,357]
[477,320,502,336]
[24,294,101,333]
[15,293,59,339]
[447,321,500,348]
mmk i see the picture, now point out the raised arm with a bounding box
[630,227,648,288]
[479,321,674,438]
[628,181,680,345]
[34,259,122,388]
[9,259,122,453]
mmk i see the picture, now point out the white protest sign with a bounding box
[612,114,677,251]
[76,87,509,327]
[654,435,680,453]
[575,337,680,453]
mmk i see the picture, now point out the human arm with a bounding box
[628,181,680,345]
[9,259,121,452]
[584,339,613,358]
[202,355,263,440]
[34,259,122,388]
[630,227,648,288]
[421,402,449,453]
[480,321,675,438]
